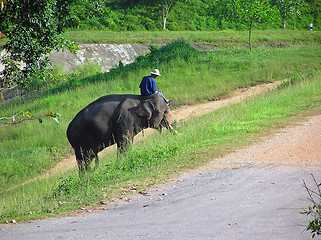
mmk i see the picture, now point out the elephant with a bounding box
[66,93,173,175]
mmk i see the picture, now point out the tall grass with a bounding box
[1,70,321,223]
[9,30,320,48]
[1,41,321,190]
[62,30,321,47]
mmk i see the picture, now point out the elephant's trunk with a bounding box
[159,114,178,134]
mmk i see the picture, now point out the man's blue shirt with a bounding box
[139,76,157,96]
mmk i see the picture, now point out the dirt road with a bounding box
[1,81,320,239]
[5,81,281,189]
[50,81,282,175]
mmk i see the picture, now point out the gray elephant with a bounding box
[66,94,173,175]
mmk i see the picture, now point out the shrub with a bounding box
[303,174,321,238]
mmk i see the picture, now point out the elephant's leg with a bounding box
[115,129,133,153]
[83,150,94,171]
[116,141,127,155]
[75,147,95,175]
[94,151,99,170]
[116,134,133,154]
[75,149,86,176]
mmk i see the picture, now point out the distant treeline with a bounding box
[72,0,320,31]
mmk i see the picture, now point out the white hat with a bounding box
[151,69,161,76]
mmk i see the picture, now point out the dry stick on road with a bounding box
[302,174,321,237]
[303,174,321,207]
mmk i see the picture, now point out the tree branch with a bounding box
[0,110,60,125]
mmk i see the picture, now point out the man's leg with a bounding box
[156,91,171,104]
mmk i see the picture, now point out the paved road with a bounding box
[1,85,319,240]
[0,168,316,240]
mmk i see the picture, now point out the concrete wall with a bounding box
[0,43,150,74]
[48,43,150,73]
[1,43,215,74]
[0,44,151,104]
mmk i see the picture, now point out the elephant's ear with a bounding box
[136,99,155,119]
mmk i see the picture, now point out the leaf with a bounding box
[45,110,54,117]
[46,110,61,118]
[20,111,32,118]
[52,118,59,124]
[45,110,61,123]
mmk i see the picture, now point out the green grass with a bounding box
[1,41,321,190]
[62,30,321,47]
[0,38,321,222]
[2,30,320,48]
[1,70,321,223]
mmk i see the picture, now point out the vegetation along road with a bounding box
[1,37,321,238]
[1,78,321,239]
[1,0,321,238]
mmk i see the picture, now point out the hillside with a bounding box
[0,38,321,223]
[73,0,320,31]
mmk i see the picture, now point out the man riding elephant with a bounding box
[67,93,173,176]
[139,69,172,105]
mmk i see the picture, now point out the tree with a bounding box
[161,0,199,30]
[0,0,77,88]
[142,0,194,31]
[216,0,276,51]
[141,0,177,31]
[270,0,303,29]
[238,0,275,51]
[161,0,175,30]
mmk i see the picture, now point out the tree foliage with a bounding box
[0,0,320,89]
[71,0,320,31]
[270,0,304,29]
[0,0,77,88]
[304,0,321,28]
[72,0,107,29]
[216,0,276,51]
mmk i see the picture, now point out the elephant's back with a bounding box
[66,95,135,143]
[67,94,143,141]
[89,94,141,106]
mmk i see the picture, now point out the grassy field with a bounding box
[1,70,321,223]
[0,31,321,222]
[61,30,321,48]
[1,30,320,49]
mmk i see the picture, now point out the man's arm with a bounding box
[150,78,157,94]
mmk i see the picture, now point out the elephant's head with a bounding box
[136,94,172,130]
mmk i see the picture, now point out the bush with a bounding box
[303,174,321,238]
[70,1,320,31]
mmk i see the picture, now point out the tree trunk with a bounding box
[0,32,7,39]
[162,18,167,31]
[161,0,173,31]
[283,18,286,30]
[162,3,167,31]
[249,20,253,51]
